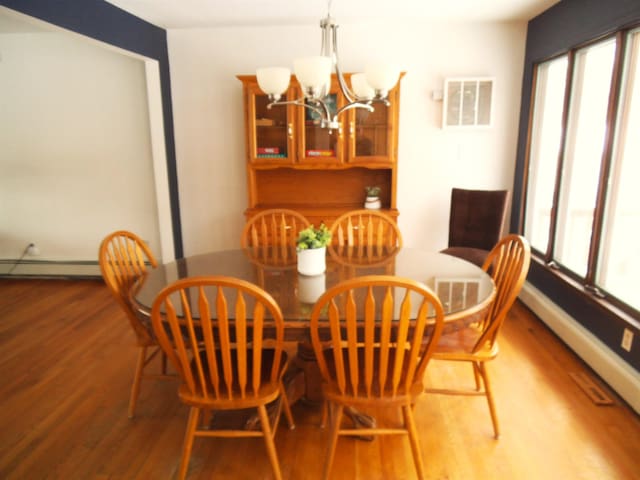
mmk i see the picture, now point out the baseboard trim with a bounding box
[0,259,101,278]
[520,282,640,414]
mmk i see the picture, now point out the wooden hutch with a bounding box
[237,73,402,227]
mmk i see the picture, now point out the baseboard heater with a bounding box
[0,259,101,279]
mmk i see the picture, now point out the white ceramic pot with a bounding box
[297,246,326,276]
[298,273,326,303]
[364,196,381,210]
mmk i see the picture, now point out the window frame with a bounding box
[521,26,640,321]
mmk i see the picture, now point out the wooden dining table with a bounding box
[132,245,495,335]
[131,245,496,405]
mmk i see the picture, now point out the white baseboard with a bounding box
[520,282,640,414]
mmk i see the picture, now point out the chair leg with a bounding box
[258,404,283,480]
[128,346,147,418]
[201,409,213,429]
[279,383,296,430]
[472,362,482,391]
[403,405,426,480]
[323,403,343,480]
[178,407,200,480]
[320,400,328,428]
[477,362,500,439]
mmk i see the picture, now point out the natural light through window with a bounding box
[597,29,640,310]
[525,56,568,254]
[524,27,640,316]
[555,39,616,276]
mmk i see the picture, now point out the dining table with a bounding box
[133,245,495,333]
[131,245,496,406]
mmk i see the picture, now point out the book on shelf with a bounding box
[256,153,287,158]
[306,149,335,157]
[255,118,275,126]
[257,147,280,154]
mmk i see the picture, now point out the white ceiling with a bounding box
[0,1,561,33]
[103,0,561,29]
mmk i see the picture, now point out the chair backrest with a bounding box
[99,230,158,342]
[150,276,286,401]
[448,188,509,251]
[330,210,403,249]
[241,209,310,264]
[241,209,310,248]
[310,275,444,399]
[473,234,531,352]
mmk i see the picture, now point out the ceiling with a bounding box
[0,1,561,33]
[103,0,560,29]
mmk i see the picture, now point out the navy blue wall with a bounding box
[0,0,183,258]
[512,0,640,371]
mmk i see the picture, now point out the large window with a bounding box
[524,27,640,315]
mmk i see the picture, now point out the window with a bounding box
[524,56,567,254]
[524,27,640,315]
[597,29,640,310]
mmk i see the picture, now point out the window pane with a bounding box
[524,56,568,253]
[555,39,616,276]
[597,30,640,310]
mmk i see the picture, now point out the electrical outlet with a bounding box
[26,243,40,256]
[621,328,633,352]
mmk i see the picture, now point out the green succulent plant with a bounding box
[365,185,381,197]
[296,224,331,250]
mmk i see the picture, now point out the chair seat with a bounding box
[440,246,490,268]
[321,347,424,405]
[179,349,289,409]
[433,324,499,360]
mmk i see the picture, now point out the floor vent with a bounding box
[569,372,614,405]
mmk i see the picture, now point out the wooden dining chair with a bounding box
[150,276,295,480]
[241,209,310,265]
[99,230,173,418]
[309,275,445,480]
[330,209,402,254]
[440,188,509,267]
[425,234,531,438]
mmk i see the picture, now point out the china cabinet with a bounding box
[238,73,402,227]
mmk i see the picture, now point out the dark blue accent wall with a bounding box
[513,0,640,371]
[0,0,184,259]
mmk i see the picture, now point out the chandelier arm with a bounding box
[334,101,374,120]
[330,22,357,104]
[267,98,328,120]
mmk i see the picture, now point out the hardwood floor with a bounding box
[1,278,638,479]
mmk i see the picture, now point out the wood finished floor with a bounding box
[0,278,638,479]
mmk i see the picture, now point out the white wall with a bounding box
[0,31,161,262]
[168,20,526,255]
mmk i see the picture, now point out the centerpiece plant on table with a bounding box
[296,224,331,276]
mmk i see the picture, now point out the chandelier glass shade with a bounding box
[256,13,400,130]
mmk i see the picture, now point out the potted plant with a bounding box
[364,186,382,210]
[296,223,331,276]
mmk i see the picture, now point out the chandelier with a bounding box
[255,4,400,131]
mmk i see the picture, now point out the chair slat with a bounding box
[329,301,346,394]
[216,287,233,398]
[200,288,220,398]
[364,287,375,397]
[235,292,248,398]
[345,291,359,396]
[378,287,393,392]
